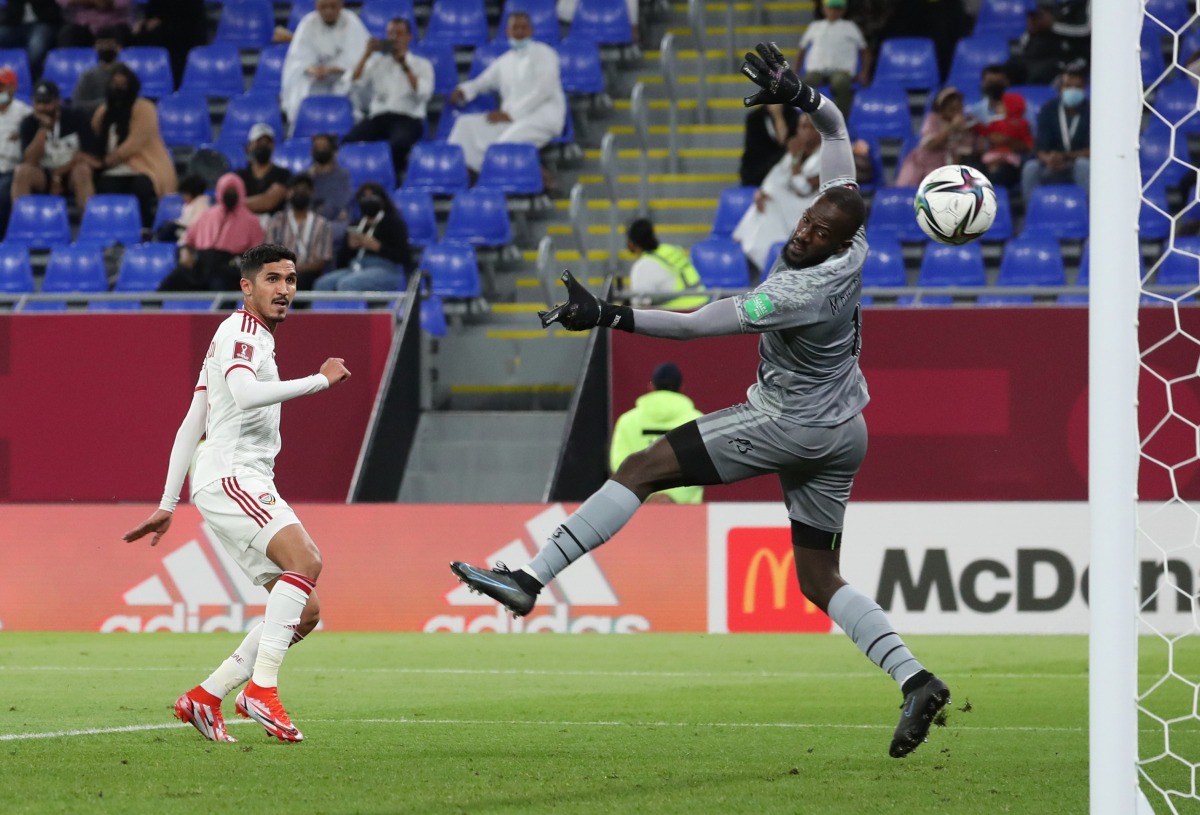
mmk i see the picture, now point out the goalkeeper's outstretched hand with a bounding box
[741,42,819,112]
[538,270,634,332]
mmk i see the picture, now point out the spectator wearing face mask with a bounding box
[157,172,265,291]
[266,173,333,289]
[314,181,411,291]
[308,132,352,224]
[72,23,124,116]
[964,64,1011,128]
[1021,65,1090,202]
[238,122,292,224]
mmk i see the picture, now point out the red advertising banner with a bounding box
[724,527,832,634]
[0,313,394,502]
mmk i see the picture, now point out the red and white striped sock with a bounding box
[252,571,315,689]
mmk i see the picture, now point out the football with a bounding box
[913,164,998,245]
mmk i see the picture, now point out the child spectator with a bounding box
[975,91,1033,189]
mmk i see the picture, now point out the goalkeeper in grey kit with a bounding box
[450,43,951,758]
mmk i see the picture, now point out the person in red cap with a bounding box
[0,67,31,238]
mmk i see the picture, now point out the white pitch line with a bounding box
[0,720,254,742]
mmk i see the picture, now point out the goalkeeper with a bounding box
[450,43,950,759]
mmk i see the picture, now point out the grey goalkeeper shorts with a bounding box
[694,402,868,532]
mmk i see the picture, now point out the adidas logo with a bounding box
[425,505,650,634]
[101,523,266,633]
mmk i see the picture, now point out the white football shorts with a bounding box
[193,476,300,586]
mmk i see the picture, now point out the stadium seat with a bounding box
[866,186,926,242]
[340,141,397,190]
[42,48,97,100]
[207,138,248,171]
[433,95,497,141]
[162,300,216,311]
[0,50,33,103]
[1010,84,1057,122]
[848,84,913,141]
[444,189,513,247]
[292,95,355,139]
[945,35,1011,92]
[121,46,175,98]
[311,299,369,310]
[420,293,448,336]
[360,0,417,39]
[422,242,482,298]
[215,0,275,48]
[1022,184,1090,240]
[874,38,940,91]
[569,0,633,46]
[157,92,213,147]
[916,243,986,287]
[972,0,1030,39]
[181,44,246,98]
[996,235,1066,287]
[1141,121,1192,187]
[861,236,907,287]
[115,242,178,291]
[856,136,886,194]
[221,92,285,147]
[78,194,143,246]
[250,43,290,94]
[557,38,605,96]
[986,186,1014,242]
[87,300,143,312]
[7,196,70,248]
[152,194,184,233]
[392,188,439,246]
[1154,236,1200,287]
[498,0,559,44]
[1151,79,1200,133]
[691,237,750,288]
[1142,44,1167,86]
[710,186,756,239]
[1140,182,1172,243]
[1146,0,1192,34]
[763,240,786,272]
[976,294,1034,305]
[897,294,954,306]
[469,41,509,80]
[475,142,544,195]
[41,245,109,295]
[274,137,313,174]
[411,43,459,97]
[0,244,33,293]
[422,0,489,47]
[404,143,470,195]
[286,0,307,32]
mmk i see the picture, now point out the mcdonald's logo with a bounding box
[726,527,832,633]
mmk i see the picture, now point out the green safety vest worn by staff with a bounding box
[610,389,705,504]
[645,244,709,310]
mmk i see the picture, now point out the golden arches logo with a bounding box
[742,547,794,614]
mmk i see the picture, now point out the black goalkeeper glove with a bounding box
[741,42,820,113]
[538,270,634,332]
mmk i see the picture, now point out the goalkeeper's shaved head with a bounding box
[821,185,866,239]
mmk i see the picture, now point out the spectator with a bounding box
[609,362,704,504]
[895,86,975,186]
[238,123,291,224]
[0,68,31,239]
[739,103,799,188]
[1053,0,1090,71]
[91,64,176,229]
[623,218,707,310]
[556,0,639,43]
[0,0,62,79]
[12,79,101,216]
[281,0,370,126]
[308,132,352,226]
[975,91,1033,189]
[157,173,264,292]
[56,0,132,48]
[72,24,125,117]
[447,12,566,177]
[346,17,433,184]
[153,173,209,244]
[1021,65,1089,202]
[1007,0,1069,86]
[733,116,823,273]
[266,174,333,290]
[132,0,206,89]
[794,0,870,118]
[315,181,411,291]
[965,64,1010,127]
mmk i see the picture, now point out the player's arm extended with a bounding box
[808,96,857,189]
[225,366,330,411]
[628,299,743,340]
[158,389,208,513]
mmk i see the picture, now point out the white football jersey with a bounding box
[192,310,283,491]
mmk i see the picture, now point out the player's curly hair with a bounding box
[241,243,297,280]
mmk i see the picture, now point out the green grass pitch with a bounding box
[0,633,1101,814]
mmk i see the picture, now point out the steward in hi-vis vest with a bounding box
[625,218,708,310]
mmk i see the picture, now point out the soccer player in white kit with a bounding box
[124,243,351,743]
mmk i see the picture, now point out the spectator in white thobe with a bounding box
[281,0,370,126]
[446,12,566,172]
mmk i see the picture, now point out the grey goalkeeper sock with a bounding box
[526,480,642,585]
[826,584,925,691]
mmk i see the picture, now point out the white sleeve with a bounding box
[225,366,330,410]
[158,388,208,513]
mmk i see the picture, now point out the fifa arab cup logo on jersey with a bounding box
[234,341,254,362]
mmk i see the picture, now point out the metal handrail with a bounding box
[687,0,708,124]
[630,81,652,216]
[599,132,622,271]
[567,181,592,280]
[536,235,560,307]
[660,32,681,175]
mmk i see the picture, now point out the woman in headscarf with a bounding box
[157,173,265,292]
[313,181,412,291]
[894,86,976,187]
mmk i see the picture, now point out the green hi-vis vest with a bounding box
[646,244,709,310]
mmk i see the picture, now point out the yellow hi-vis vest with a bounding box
[645,244,708,310]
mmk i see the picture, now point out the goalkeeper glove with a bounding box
[741,41,820,113]
[538,271,634,332]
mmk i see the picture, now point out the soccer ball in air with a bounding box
[913,165,997,245]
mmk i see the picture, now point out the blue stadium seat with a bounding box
[547,107,576,151]
[916,243,986,287]
[433,95,497,141]
[78,194,143,246]
[475,142,544,195]
[360,0,417,39]
[711,186,756,239]
[420,293,448,336]
[866,186,926,242]
[42,48,97,100]
[250,43,290,94]
[292,95,355,139]
[973,0,1031,39]
[88,300,143,312]
[996,235,1066,286]
[1140,181,1172,243]
[181,44,245,98]
[897,294,955,306]
[499,0,560,44]
[340,141,397,190]
[1141,121,1192,187]
[152,194,184,232]
[1151,79,1200,133]
[985,185,1014,242]
[569,0,633,46]
[206,137,248,171]
[1142,44,1167,85]
[763,240,786,272]
[875,38,940,91]
[162,300,216,311]
[1022,184,1089,240]
[0,244,33,293]
[848,84,913,141]
[411,43,459,97]
[1010,84,1057,122]
[861,236,906,287]
[423,0,489,47]
[976,294,1034,305]
[0,50,33,104]
[404,143,470,194]
[221,92,285,147]
[7,196,70,248]
[121,46,175,98]
[444,189,513,247]
[116,243,178,291]
[392,188,439,246]
[691,237,750,288]
[286,0,307,32]
[1155,236,1200,287]
[215,0,275,48]
[422,242,482,298]
[42,245,109,295]
[945,35,1011,93]
[1146,0,1191,33]
[274,137,313,174]
[157,92,213,147]
[856,136,885,194]
[469,41,509,80]
[557,38,605,95]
